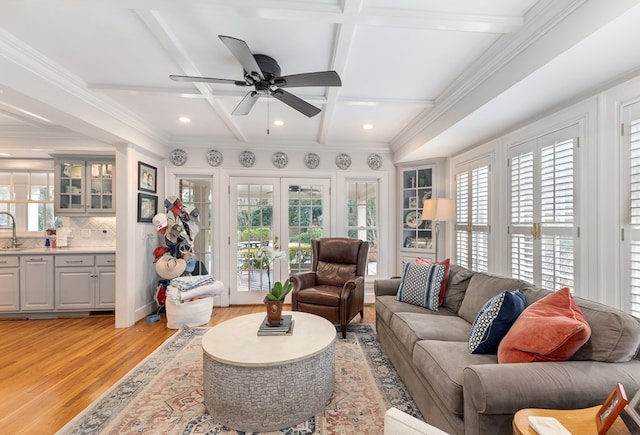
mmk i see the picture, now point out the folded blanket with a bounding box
[169,274,215,291]
[166,281,225,304]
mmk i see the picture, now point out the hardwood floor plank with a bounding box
[0,304,376,434]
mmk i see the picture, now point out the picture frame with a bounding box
[137,193,158,223]
[624,386,640,430]
[409,196,418,208]
[597,383,628,435]
[138,161,157,193]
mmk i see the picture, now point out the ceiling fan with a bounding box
[170,35,342,118]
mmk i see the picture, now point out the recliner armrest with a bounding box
[290,271,317,291]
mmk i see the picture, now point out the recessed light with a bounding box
[363,123,373,130]
[178,116,191,124]
[273,120,284,127]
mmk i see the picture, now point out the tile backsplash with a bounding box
[59,216,117,248]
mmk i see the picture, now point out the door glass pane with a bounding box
[237,184,274,291]
[179,178,212,275]
[287,183,325,274]
[346,181,378,276]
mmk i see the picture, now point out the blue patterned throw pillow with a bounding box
[396,262,446,311]
[469,289,526,354]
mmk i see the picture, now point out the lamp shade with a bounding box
[422,198,455,222]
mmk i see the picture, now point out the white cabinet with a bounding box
[20,255,54,310]
[399,166,436,268]
[55,254,115,310]
[54,157,115,215]
[0,257,19,311]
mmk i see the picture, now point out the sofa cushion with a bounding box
[458,272,529,324]
[498,288,591,363]
[412,340,497,416]
[396,262,447,311]
[375,294,441,327]
[390,311,469,356]
[442,265,474,313]
[416,257,451,305]
[469,290,526,354]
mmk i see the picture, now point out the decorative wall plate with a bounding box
[206,149,223,167]
[169,149,187,166]
[272,152,288,168]
[405,210,423,228]
[335,153,352,170]
[239,150,256,168]
[367,153,383,170]
[304,153,320,169]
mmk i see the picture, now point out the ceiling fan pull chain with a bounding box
[266,92,270,135]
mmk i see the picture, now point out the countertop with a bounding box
[0,247,115,256]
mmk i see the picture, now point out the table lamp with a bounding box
[422,198,455,261]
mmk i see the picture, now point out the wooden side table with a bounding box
[513,406,631,435]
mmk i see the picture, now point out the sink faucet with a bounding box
[0,212,20,248]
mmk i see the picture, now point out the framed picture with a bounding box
[138,161,157,193]
[137,193,158,223]
[597,383,628,435]
[409,196,418,208]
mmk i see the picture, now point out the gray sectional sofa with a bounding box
[374,265,640,435]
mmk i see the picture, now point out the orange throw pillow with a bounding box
[416,258,450,305]
[497,287,591,363]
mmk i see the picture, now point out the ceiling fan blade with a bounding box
[170,75,246,86]
[277,71,342,88]
[272,89,321,117]
[218,35,264,80]
[232,91,260,116]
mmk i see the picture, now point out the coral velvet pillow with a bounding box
[497,288,591,363]
[416,257,450,305]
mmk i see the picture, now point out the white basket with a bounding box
[165,297,213,329]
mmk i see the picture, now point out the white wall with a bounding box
[162,145,394,306]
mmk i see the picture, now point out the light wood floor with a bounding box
[0,305,376,434]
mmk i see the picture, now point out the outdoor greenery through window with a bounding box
[347,181,378,276]
[0,171,58,232]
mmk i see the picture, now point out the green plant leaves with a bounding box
[266,280,293,301]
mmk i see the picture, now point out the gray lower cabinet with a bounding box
[55,254,115,310]
[0,257,19,311]
[20,255,55,310]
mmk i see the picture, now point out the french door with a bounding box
[229,177,330,304]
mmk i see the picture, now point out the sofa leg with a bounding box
[341,325,347,338]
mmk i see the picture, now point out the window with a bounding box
[508,125,578,291]
[179,178,213,274]
[622,100,640,317]
[455,157,490,272]
[0,171,58,232]
[347,181,378,277]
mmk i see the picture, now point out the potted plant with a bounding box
[253,238,291,325]
[264,280,293,325]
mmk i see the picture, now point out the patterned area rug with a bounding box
[58,323,422,434]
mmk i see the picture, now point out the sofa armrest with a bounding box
[464,360,640,415]
[375,278,401,297]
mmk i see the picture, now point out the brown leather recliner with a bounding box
[290,237,369,338]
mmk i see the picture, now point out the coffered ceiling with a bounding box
[0,0,639,162]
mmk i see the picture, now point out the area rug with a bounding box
[58,323,423,434]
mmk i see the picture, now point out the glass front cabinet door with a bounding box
[55,158,115,215]
[400,166,436,263]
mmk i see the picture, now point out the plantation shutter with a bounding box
[455,157,491,272]
[509,125,578,290]
[623,101,640,317]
